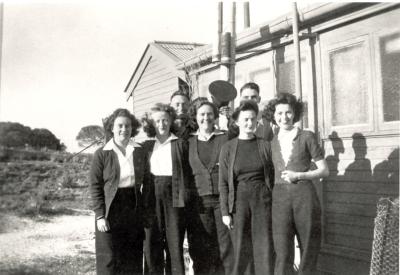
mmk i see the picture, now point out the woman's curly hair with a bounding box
[231,100,259,121]
[263,92,303,125]
[187,97,219,132]
[103,108,141,141]
[141,103,177,138]
[226,100,259,139]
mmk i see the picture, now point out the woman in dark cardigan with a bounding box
[141,103,191,275]
[265,93,329,275]
[89,108,150,275]
[219,100,275,275]
[187,99,234,274]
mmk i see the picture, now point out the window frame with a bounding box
[373,28,400,132]
[322,35,375,137]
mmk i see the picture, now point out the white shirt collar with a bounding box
[155,133,178,145]
[278,126,298,141]
[192,129,225,141]
[103,138,141,151]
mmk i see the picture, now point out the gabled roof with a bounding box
[153,40,205,61]
[124,41,204,99]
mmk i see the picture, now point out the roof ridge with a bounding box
[153,40,205,46]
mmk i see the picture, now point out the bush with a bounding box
[60,174,76,188]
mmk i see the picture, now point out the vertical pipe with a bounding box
[292,2,303,127]
[244,2,250,28]
[220,32,231,81]
[229,2,236,86]
[213,2,223,62]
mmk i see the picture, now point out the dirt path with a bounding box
[0,213,96,275]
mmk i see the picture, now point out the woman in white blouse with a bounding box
[142,103,191,275]
[89,108,150,275]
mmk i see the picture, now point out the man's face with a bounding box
[240,88,260,103]
[170,95,189,115]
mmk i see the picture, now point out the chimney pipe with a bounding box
[212,2,223,62]
[244,2,250,28]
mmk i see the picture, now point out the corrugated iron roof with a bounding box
[154,40,205,61]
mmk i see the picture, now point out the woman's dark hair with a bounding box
[264,92,303,125]
[187,97,219,132]
[103,108,141,141]
[231,100,259,121]
[141,103,177,137]
[226,100,259,139]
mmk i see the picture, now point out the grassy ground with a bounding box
[0,213,95,275]
[0,157,96,275]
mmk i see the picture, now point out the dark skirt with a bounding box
[95,188,144,275]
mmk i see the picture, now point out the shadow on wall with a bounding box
[326,131,399,201]
[323,132,399,254]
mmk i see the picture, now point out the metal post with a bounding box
[229,2,236,86]
[292,2,303,127]
[212,2,223,63]
[244,2,250,28]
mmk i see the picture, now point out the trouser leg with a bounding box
[250,183,274,275]
[232,184,253,275]
[155,177,185,275]
[214,202,235,275]
[272,185,296,275]
[197,203,224,275]
[145,180,167,275]
[292,182,321,275]
[163,202,185,275]
[185,194,207,274]
[144,224,165,275]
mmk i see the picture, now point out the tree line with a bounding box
[0,122,65,151]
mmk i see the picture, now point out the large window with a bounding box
[323,36,374,136]
[329,43,369,126]
[379,32,400,123]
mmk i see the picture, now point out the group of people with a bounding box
[89,82,329,275]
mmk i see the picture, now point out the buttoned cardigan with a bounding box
[142,138,192,208]
[89,143,151,219]
[188,133,228,196]
[218,137,274,216]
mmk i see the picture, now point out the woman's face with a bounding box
[112,116,132,144]
[196,104,215,133]
[274,103,295,130]
[237,110,257,135]
[151,111,172,137]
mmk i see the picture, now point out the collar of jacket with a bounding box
[103,138,141,151]
[155,133,178,145]
[144,137,187,208]
[191,129,225,141]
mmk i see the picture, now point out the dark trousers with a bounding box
[232,181,274,275]
[144,176,185,275]
[272,181,321,275]
[95,188,144,275]
[200,196,234,275]
[184,193,206,274]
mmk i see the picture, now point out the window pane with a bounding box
[276,58,308,128]
[277,60,295,94]
[329,43,368,126]
[380,33,400,122]
[250,68,274,101]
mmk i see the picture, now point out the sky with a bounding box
[0,0,305,152]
